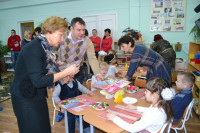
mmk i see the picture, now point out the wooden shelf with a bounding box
[188,63,200,71]
[188,41,200,115]
[4,55,11,58]
[116,54,131,56]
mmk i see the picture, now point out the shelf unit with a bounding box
[116,53,131,66]
[188,41,200,115]
[3,54,14,72]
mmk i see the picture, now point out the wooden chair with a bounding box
[86,79,92,90]
[171,99,194,133]
[50,88,60,126]
[134,76,146,88]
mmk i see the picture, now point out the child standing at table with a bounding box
[104,54,120,77]
[107,77,175,133]
[172,72,195,124]
[53,75,93,133]
[91,62,109,91]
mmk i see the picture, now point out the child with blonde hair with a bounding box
[107,78,175,133]
[172,71,195,123]
[91,62,109,91]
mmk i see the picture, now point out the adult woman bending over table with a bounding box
[10,16,79,133]
[118,35,171,85]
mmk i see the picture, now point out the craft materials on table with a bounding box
[131,89,146,100]
[98,104,143,124]
[125,85,139,93]
[59,95,97,112]
[91,102,108,110]
[105,79,131,94]
[92,76,121,89]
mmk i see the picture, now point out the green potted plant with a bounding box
[0,41,10,72]
[190,25,200,41]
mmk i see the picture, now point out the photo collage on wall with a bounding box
[150,0,186,32]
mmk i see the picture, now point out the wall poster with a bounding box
[150,0,186,32]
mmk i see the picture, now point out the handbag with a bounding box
[19,77,37,98]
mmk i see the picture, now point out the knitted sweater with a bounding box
[57,32,100,75]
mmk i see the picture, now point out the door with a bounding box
[82,13,117,50]
[19,21,34,40]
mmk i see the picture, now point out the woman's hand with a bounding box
[63,64,79,76]
[125,105,137,110]
[107,112,116,121]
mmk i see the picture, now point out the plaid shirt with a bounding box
[126,43,171,83]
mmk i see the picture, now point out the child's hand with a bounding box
[107,112,116,121]
[125,105,137,110]
[96,74,104,81]
[88,91,94,96]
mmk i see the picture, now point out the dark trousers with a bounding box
[11,95,51,133]
[67,112,89,133]
[74,65,84,84]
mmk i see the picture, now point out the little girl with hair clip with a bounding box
[107,77,175,133]
[104,54,120,77]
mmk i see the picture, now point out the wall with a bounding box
[0,0,199,62]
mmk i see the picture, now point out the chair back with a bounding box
[134,76,146,88]
[159,121,172,133]
[86,79,92,90]
[50,88,56,108]
[171,99,194,132]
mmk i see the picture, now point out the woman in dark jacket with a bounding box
[10,16,79,133]
[151,36,176,73]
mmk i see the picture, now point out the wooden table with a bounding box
[59,93,101,133]
[83,89,151,133]
[117,69,147,79]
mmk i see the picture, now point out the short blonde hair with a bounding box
[42,16,68,34]
[99,62,108,69]
[24,30,31,39]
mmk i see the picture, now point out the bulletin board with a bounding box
[150,0,186,32]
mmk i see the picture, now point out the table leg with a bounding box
[90,125,94,133]
[79,115,83,133]
[64,110,69,133]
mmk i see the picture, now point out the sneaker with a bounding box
[56,112,64,122]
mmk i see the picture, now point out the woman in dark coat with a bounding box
[151,34,176,73]
[10,16,79,133]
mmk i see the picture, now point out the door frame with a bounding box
[18,20,34,40]
[81,12,118,42]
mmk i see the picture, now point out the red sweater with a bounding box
[89,36,101,52]
[7,35,21,51]
[101,37,112,52]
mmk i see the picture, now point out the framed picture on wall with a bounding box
[150,0,186,32]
